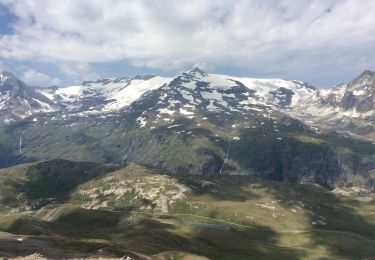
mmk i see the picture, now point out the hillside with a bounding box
[0,160,374,259]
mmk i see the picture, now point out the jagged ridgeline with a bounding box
[0,68,375,191]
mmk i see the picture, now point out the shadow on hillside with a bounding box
[45,205,306,259]
[21,159,117,203]
[2,119,121,167]
[24,208,197,257]
[196,147,225,175]
[229,126,375,188]
[190,223,306,260]
[0,236,118,259]
[228,127,343,188]
[48,207,124,237]
[260,182,375,259]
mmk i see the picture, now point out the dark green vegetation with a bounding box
[0,160,374,259]
[0,160,115,210]
[1,107,375,192]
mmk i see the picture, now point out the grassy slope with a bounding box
[0,161,374,259]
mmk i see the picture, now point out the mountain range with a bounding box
[0,68,375,191]
[2,68,375,133]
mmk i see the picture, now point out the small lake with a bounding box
[181,219,231,232]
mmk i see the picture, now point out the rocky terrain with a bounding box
[1,69,375,192]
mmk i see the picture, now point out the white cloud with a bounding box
[21,69,61,86]
[58,62,98,83]
[0,0,375,85]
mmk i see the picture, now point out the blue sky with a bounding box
[1,0,375,87]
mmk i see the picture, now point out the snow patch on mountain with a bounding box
[1,68,375,135]
[223,75,316,108]
[103,76,172,112]
[39,75,172,113]
[0,71,58,123]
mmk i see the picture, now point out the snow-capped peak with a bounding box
[135,69,318,125]
[348,70,375,91]
[358,70,375,78]
[37,74,173,114]
[1,68,375,132]
[0,71,58,123]
[182,67,208,79]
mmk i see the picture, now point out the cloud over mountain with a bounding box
[0,0,375,86]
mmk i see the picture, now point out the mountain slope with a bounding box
[0,71,58,123]
[314,70,375,116]
[295,70,375,138]
[1,68,374,191]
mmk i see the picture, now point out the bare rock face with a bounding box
[0,71,58,124]
[314,70,375,115]
[344,71,375,113]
